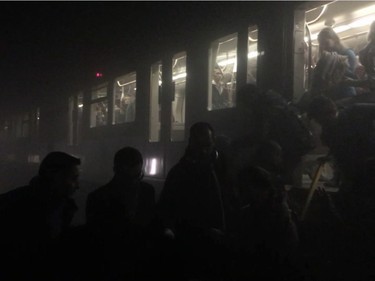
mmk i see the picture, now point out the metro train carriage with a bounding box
[0,1,374,223]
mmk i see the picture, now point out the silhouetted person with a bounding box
[235,165,299,281]
[0,151,81,280]
[86,147,155,280]
[157,122,227,280]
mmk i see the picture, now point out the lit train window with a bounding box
[293,1,375,101]
[149,62,162,142]
[113,72,137,124]
[90,83,108,128]
[208,33,238,111]
[171,52,186,142]
[247,26,258,84]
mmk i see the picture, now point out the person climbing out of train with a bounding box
[85,147,156,280]
[157,122,230,280]
[0,151,81,281]
[231,84,315,190]
[311,27,358,101]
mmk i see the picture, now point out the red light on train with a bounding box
[96,72,103,77]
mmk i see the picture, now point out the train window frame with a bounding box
[149,61,163,143]
[247,25,259,84]
[89,83,109,128]
[208,32,238,111]
[171,51,187,142]
[112,72,137,125]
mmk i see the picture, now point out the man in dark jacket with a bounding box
[157,122,227,280]
[86,147,155,280]
[86,146,155,231]
[0,151,81,280]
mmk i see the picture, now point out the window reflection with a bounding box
[247,26,258,84]
[113,72,136,124]
[208,33,238,111]
[171,52,186,141]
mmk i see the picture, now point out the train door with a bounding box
[293,1,375,102]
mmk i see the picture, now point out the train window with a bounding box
[247,26,258,84]
[91,84,107,99]
[208,33,238,111]
[149,62,162,142]
[113,72,137,124]
[90,83,108,128]
[68,92,83,145]
[171,52,186,142]
[294,1,375,101]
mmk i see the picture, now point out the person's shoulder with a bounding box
[87,183,111,201]
[140,181,155,192]
[0,185,30,212]
[341,48,356,58]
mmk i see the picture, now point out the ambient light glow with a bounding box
[306,8,375,42]
[172,72,187,81]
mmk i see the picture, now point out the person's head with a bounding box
[38,152,81,198]
[187,122,216,162]
[113,147,143,181]
[318,27,343,53]
[368,21,375,42]
[212,65,223,84]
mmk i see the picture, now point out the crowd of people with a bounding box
[1,23,375,281]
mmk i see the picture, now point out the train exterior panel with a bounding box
[1,1,373,224]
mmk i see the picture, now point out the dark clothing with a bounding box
[85,179,156,281]
[0,177,77,280]
[157,155,228,280]
[86,178,155,230]
[212,84,229,110]
[158,156,226,233]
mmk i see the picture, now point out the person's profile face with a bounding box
[53,165,80,198]
[319,36,335,51]
[212,68,223,83]
[190,129,215,160]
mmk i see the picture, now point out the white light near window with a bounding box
[172,72,187,81]
[247,51,259,59]
[349,15,374,28]
[78,104,83,108]
[117,80,136,87]
[307,12,375,42]
[150,158,157,175]
[333,25,350,34]
[144,157,162,176]
[218,58,236,67]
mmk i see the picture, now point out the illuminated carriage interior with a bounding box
[303,1,375,91]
